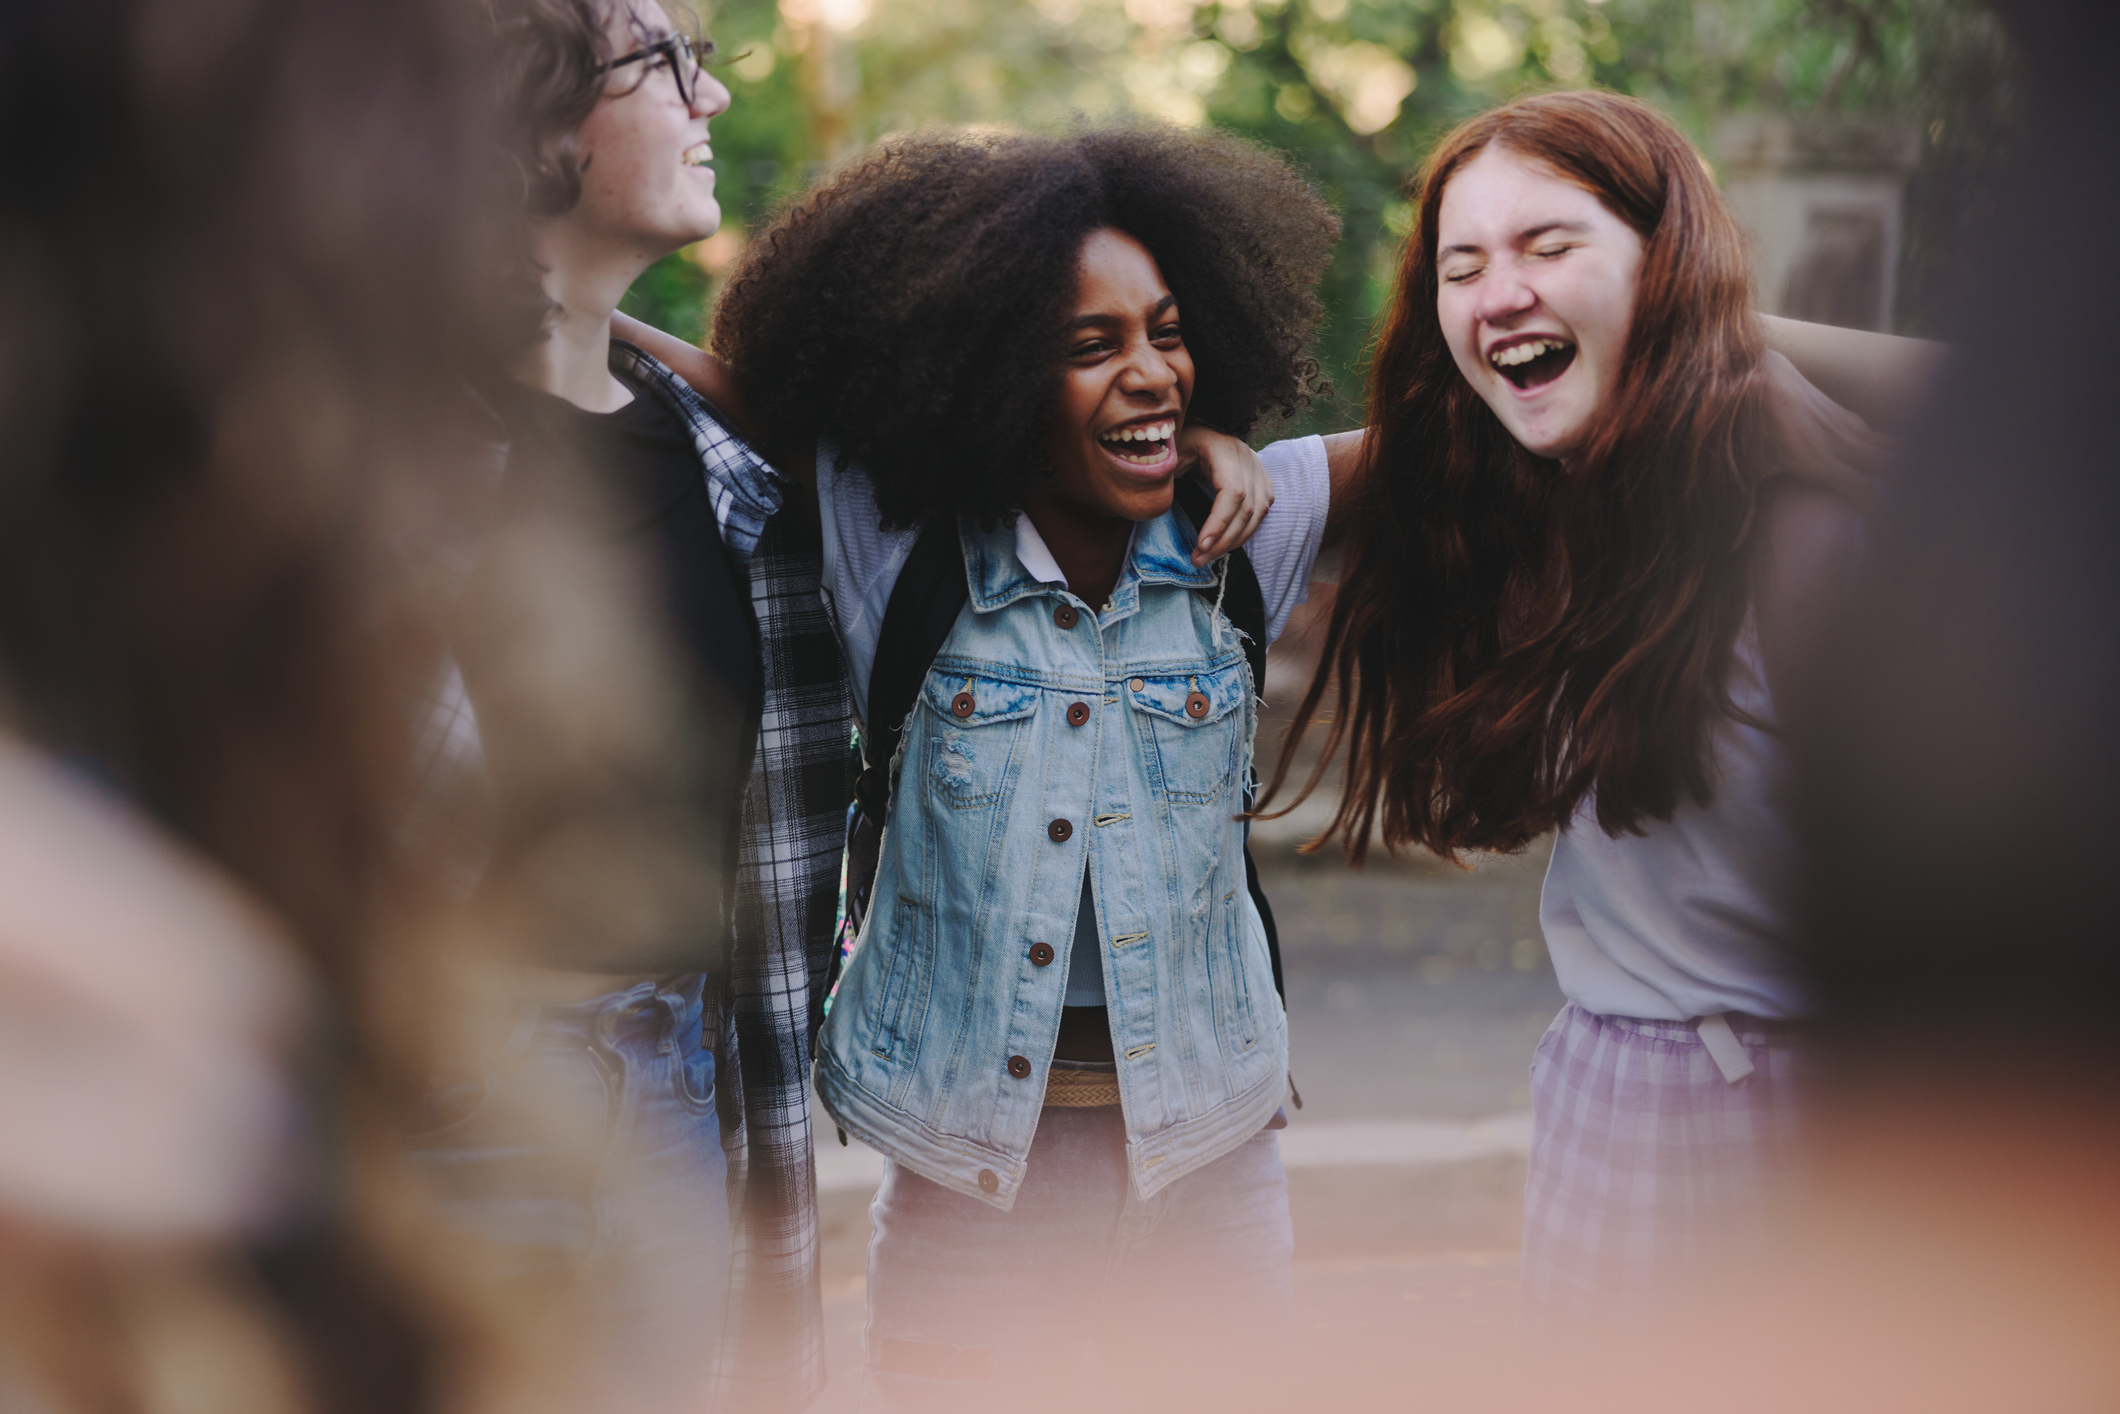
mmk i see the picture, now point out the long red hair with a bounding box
[1267,90,1768,861]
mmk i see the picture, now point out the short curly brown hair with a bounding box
[711,124,1340,528]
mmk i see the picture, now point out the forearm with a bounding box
[1760,315,1947,436]
[609,312,759,438]
[609,312,810,484]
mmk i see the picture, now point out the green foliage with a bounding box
[619,0,2012,427]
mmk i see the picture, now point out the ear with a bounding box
[526,132,588,217]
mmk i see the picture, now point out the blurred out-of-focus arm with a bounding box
[0,739,306,1240]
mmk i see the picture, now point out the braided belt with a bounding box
[1042,1062,1121,1108]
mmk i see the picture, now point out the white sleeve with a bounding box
[815,444,916,724]
[1244,434,1331,646]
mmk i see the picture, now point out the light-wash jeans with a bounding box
[861,1101,1293,1412]
[416,975,730,1371]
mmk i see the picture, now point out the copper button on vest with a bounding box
[1066,701,1090,727]
[1185,691,1211,719]
[1029,942,1055,967]
[977,1168,999,1193]
[1047,818,1072,843]
[1129,677,1145,692]
[1007,1055,1032,1079]
[1054,605,1079,629]
[951,691,975,718]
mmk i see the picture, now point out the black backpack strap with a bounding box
[1170,478,1288,1007]
[857,515,971,818]
[832,515,969,998]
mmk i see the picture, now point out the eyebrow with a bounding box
[1067,293,1177,331]
[1440,220,1593,256]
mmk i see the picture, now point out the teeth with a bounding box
[682,140,713,166]
[1097,420,1175,447]
[1489,338,1568,368]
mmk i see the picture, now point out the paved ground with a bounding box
[808,836,1561,1408]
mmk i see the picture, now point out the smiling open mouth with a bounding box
[1490,337,1576,391]
[682,140,713,167]
[1097,418,1176,466]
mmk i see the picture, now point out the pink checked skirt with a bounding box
[1521,1002,1805,1320]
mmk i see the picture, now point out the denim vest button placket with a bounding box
[1028,942,1055,966]
[1047,818,1072,843]
[1066,701,1090,727]
[1006,1055,1032,1079]
[1054,604,1079,629]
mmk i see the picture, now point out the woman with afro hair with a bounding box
[627,123,1347,1406]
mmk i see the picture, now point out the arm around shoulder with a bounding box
[609,312,816,492]
[1760,314,1947,437]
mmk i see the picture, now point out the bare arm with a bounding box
[608,312,816,492]
[1761,314,1947,437]
[1178,427,1368,565]
[1309,336,1883,544]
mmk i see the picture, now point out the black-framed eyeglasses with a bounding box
[600,34,715,107]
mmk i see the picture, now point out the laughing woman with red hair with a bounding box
[1265,90,1918,1319]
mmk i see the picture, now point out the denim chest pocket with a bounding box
[1127,662,1249,804]
[920,671,1041,808]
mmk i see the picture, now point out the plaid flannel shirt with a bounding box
[416,348,848,1410]
[611,344,850,1411]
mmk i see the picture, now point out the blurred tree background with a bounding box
[626,0,2014,435]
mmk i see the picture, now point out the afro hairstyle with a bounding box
[711,123,1339,528]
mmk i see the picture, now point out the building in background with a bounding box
[1717,113,1921,332]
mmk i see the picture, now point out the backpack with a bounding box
[833,478,1288,1020]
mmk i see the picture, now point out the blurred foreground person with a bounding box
[456,0,853,1407]
[0,0,733,1409]
[1774,0,2120,1399]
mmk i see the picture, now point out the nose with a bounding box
[1117,338,1179,400]
[692,68,731,120]
[1473,263,1537,326]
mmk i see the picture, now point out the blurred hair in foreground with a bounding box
[0,0,724,1410]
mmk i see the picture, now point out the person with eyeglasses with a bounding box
[420,1,847,1408]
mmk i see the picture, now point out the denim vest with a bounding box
[813,508,1287,1209]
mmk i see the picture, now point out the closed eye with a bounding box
[1442,266,1483,284]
